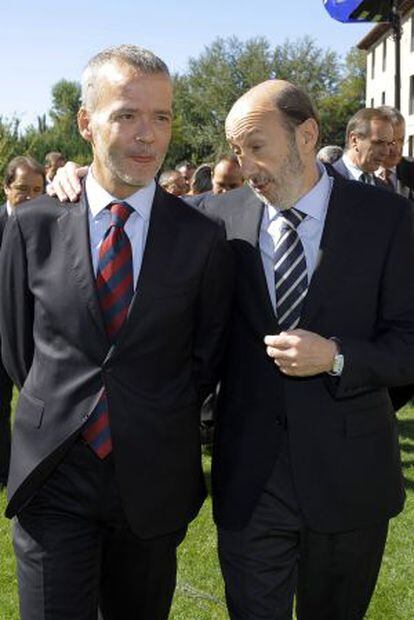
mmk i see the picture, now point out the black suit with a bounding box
[0,203,13,487]
[189,177,414,618]
[0,187,233,618]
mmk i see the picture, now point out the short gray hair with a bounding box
[317,145,343,165]
[377,105,405,128]
[81,44,170,111]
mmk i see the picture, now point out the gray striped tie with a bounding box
[274,208,308,330]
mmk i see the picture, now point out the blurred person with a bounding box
[0,44,233,620]
[158,169,187,195]
[317,144,343,165]
[175,160,196,191]
[376,106,414,199]
[333,108,393,187]
[1,156,44,489]
[212,156,243,194]
[188,163,212,195]
[44,151,66,184]
[3,155,45,210]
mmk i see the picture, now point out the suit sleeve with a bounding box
[332,202,414,399]
[192,225,234,404]
[0,214,34,389]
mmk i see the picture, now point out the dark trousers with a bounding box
[0,368,13,485]
[14,439,185,620]
[218,437,388,620]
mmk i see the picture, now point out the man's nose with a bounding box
[135,118,155,143]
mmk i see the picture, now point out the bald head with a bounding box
[224,80,320,210]
[226,80,319,141]
[212,157,243,194]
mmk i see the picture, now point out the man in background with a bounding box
[44,151,66,185]
[376,106,414,200]
[211,156,243,194]
[0,155,45,489]
[333,107,393,187]
[159,169,188,195]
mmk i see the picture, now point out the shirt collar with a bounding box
[85,167,156,221]
[6,201,14,217]
[265,162,331,224]
[342,152,370,182]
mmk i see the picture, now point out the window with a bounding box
[370,98,375,108]
[371,48,376,79]
[381,91,386,104]
[382,40,387,71]
[411,15,414,52]
[410,75,414,115]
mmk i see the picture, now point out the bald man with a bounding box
[48,80,414,619]
[212,157,243,194]
[209,81,414,619]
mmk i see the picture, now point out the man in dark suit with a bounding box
[333,107,393,189]
[0,45,233,620]
[0,156,45,489]
[191,81,414,619]
[376,106,414,200]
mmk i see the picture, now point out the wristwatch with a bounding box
[329,338,344,376]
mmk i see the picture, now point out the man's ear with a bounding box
[297,118,319,153]
[78,108,93,143]
[349,131,359,151]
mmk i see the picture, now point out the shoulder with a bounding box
[332,173,413,224]
[12,194,64,223]
[156,186,225,238]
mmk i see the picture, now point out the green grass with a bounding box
[1,407,414,619]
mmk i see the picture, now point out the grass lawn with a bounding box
[1,406,414,619]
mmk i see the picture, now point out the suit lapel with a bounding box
[57,193,108,342]
[110,186,177,351]
[227,189,279,333]
[299,177,356,328]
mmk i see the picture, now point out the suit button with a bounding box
[275,418,282,426]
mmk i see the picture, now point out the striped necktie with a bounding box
[274,208,308,331]
[83,201,134,458]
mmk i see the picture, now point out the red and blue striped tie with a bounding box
[83,201,134,458]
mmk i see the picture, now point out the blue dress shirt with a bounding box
[85,169,155,288]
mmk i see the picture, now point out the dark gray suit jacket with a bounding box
[0,188,234,537]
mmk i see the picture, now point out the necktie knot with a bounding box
[108,201,134,228]
[359,172,373,185]
[281,207,306,230]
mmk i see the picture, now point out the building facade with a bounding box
[358,0,414,155]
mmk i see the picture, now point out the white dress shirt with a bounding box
[6,201,13,217]
[342,153,375,185]
[85,169,155,288]
[259,164,333,311]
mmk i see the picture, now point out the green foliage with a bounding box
[0,36,366,197]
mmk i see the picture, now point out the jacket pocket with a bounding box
[17,389,45,429]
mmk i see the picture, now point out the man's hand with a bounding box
[264,329,337,377]
[46,162,88,202]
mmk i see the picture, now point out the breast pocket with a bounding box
[17,389,45,429]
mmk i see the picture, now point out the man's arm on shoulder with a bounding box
[0,214,34,388]
[193,224,234,404]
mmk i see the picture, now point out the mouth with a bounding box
[129,155,156,164]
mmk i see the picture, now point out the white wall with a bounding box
[365,9,414,155]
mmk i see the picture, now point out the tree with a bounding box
[168,36,365,166]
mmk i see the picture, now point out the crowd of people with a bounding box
[1,42,414,620]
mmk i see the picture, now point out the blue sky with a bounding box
[0,1,372,128]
